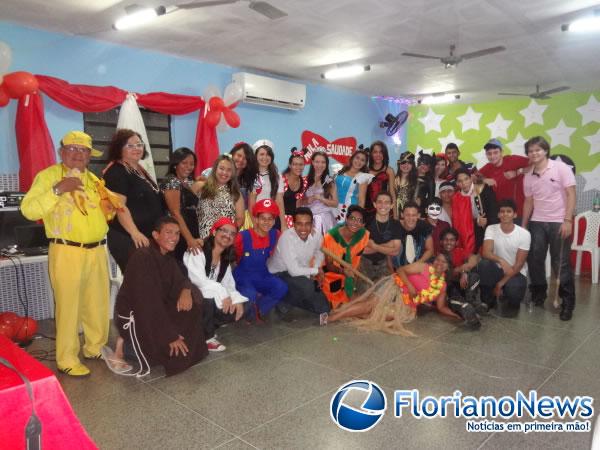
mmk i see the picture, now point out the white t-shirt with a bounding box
[484,224,531,277]
[253,172,284,202]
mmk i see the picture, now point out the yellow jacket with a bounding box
[21,164,109,243]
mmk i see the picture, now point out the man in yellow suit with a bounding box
[21,131,111,377]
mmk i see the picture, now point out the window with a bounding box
[83,108,173,182]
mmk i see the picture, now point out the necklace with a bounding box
[122,161,160,193]
[375,218,390,236]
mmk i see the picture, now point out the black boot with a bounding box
[461,303,481,330]
[559,298,574,321]
[529,285,547,306]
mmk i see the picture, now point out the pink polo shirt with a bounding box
[523,159,576,223]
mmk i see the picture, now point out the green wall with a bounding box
[407,92,600,181]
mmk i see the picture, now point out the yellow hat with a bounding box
[61,131,103,157]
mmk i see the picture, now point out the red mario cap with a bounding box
[252,198,280,217]
[210,217,237,235]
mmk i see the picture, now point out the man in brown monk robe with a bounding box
[106,216,208,377]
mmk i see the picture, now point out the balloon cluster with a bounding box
[0,41,39,107]
[0,312,38,343]
[203,82,243,131]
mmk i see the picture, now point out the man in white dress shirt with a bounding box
[268,207,330,319]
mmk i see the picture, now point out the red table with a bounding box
[0,335,97,449]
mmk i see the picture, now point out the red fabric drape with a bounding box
[452,194,475,254]
[16,94,56,190]
[15,75,219,190]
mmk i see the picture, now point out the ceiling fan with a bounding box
[176,0,287,19]
[497,84,570,99]
[401,44,506,68]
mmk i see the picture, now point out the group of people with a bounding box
[21,128,577,378]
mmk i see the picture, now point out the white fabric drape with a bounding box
[116,93,157,181]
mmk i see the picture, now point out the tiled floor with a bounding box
[27,278,599,450]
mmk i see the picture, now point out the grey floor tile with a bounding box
[72,383,233,450]
[365,341,553,397]
[150,345,349,435]
[212,438,259,450]
[242,391,491,450]
[439,316,585,369]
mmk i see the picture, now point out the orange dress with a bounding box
[322,225,370,308]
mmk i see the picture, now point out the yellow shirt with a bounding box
[21,164,109,243]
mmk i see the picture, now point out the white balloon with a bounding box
[216,114,229,133]
[223,82,243,108]
[202,84,221,102]
[0,41,12,74]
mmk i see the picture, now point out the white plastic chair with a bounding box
[106,250,124,318]
[572,211,600,284]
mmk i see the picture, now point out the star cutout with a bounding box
[553,156,575,171]
[546,119,575,149]
[583,130,600,156]
[418,107,444,133]
[457,106,483,133]
[438,131,464,151]
[505,132,528,156]
[580,165,600,192]
[486,114,512,139]
[519,100,548,127]
[576,95,600,126]
[471,149,490,169]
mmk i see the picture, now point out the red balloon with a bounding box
[13,317,38,342]
[205,110,221,128]
[3,71,39,99]
[0,322,15,339]
[0,311,19,326]
[223,108,241,128]
[0,84,9,107]
[209,96,225,112]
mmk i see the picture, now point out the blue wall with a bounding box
[0,21,407,175]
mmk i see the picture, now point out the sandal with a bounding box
[319,312,328,326]
[101,346,133,375]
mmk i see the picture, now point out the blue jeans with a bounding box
[527,221,575,309]
[478,258,527,316]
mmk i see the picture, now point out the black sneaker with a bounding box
[559,309,573,321]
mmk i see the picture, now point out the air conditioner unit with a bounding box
[232,72,306,110]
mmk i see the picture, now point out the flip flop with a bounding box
[101,346,133,375]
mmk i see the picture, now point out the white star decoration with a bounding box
[519,100,548,127]
[471,149,489,169]
[418,108,444,133]
[583,130,600,156]
[457,107,483,133]
[506,132,528,156]
[580,165,600,192]
[486,114,512,139]
[576,95,600,126]
[438,131,464,150]
[546,119,575,149]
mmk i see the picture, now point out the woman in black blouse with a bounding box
[162,147,203,261]
[103,129,164,272]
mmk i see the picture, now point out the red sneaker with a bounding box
[206,337,226,352]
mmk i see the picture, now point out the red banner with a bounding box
[301,130,356,165]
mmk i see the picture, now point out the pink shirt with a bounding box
[523,159,575,223]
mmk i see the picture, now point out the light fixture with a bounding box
[562,10,600,32]
[321,64,370,80]
[113,6,167,31]
[420,93,458,105]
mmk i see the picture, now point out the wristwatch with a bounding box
[52,183,61,196]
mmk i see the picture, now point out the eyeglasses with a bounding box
[124,143,145,150]
[399,160,412,165]
[217,228,237,238]
[63,146,91,154]
[347,215,364,224]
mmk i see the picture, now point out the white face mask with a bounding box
[427,204,442,219]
